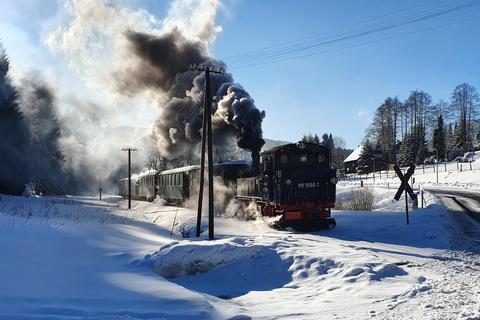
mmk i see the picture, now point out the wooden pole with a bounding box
[128,149,131,209]
[190,64,224,239]
[205,69,215,240]
[196,87,208,237]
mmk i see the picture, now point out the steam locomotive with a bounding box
[118,141,337,230]
[236,141,337,230]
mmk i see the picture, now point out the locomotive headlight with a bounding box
[285,179,292,186]
[330,177,338,184]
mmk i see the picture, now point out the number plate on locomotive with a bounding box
[297,182,320,188]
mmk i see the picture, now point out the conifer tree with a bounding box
[432,115,446,160]
[357,139,374,173]
[0,44,30,194]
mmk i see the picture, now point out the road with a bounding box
[424,187,480,242]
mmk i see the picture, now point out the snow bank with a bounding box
[148,238,273,278]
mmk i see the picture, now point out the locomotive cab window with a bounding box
[318,153,326,163]
[280,154,288,164]
[300,154,308,162]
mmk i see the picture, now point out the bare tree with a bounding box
[450,83,479,152]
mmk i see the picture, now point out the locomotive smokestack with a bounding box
[251,150,260,175]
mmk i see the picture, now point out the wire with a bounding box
[222,0,442,61]
[226,0,478,65]
[222,0,480,69]
[229,14,480,70]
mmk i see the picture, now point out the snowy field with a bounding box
[341,156,480,191]
[0,190,479,320]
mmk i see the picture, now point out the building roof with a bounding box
[343,145,363,163]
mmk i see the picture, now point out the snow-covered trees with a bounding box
[0,45,30,194]
[18,77,66,194]
[0,44,68,195]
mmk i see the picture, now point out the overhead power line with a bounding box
[223,0,480,69]
[229,14,480,70]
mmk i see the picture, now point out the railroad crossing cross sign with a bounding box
[393,164,417,201]
[393,164,416,225]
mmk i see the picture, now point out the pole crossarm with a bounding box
[190,64,225,75]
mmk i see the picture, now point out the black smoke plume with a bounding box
[115,30,265,160]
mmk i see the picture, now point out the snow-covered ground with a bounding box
[0,190,479,320]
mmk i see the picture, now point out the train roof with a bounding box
[118,160,251,181]
[219,159,250,166]
[117,170,157,182]
[159,160,250,175]
[159,165,201,175]
[134,170,158,179]
[262,141,329,155]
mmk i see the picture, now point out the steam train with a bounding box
[118,141,337,230]
[117,161,250,203]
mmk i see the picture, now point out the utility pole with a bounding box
[121,146,137,209]
[190,64,224,240]
[98,176,103,200]
[372,157,376,185]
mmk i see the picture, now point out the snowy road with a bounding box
[425,187,480,242]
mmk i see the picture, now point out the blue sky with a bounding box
[1,0,480,149]
[208,0,480,148]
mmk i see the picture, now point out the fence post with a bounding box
[460,164,463,172]
[444,162,447,172]
[421,189,424,208]
[470,161,472,170]
[361,180,364,187]
[457,160,459,170]
[423,165,425,174]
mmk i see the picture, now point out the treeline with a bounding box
[0,45,70,195]
[301,133,353,169]
[359,83,479,172]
